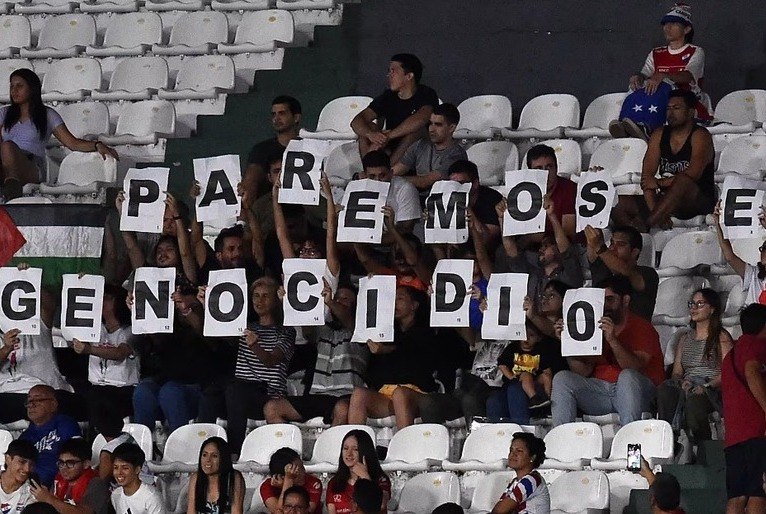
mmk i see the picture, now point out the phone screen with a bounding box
[627,443,642,471]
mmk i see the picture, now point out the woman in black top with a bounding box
[187,437,244,514]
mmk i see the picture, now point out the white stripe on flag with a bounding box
[15,225,103,258]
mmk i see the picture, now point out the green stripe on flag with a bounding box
[9,257,102,289]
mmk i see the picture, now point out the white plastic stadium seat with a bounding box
[0,58,31,102]
[522,138,582,177]
[715,134,766,183]
[565,92,629,139]
[501,94,580,140]
[123,423,154,461]
[390,472,461,514]
[324,141,361,202]
[211,0,268,11]
[100,100,175,146]
[454,95,512,140]
[605,470,649,514]
[148,423,226,473]
[304,425,375,474]
[15,0,75,14]
[40,58,102,102]
[442,423,521,472]
[151,11,228,56]
[299,96,371,140]
[549,470,609,514]
[276,0,334,10]
[157,55,234,101]
[233,424,302,474]
[587,137,647,192]
[79,0,138,13]
[651,276,704,326]
[0,16,30,58]
[54,102,110,142]
[381,424,449,472]
[466,140,519,186]
[466,470,514,514]
[656,230,722,277]
[591,420,674,470]
[20,14,95,59]
[92,57,168,101]
[38,152,116,194]
[218,9,294,55]
[145,0,203,11]
[540,422,603,470]
[0,429,11,460]
[708,90,766,136]
[85,12,162,58]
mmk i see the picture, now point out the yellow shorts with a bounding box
[378,384,424,398]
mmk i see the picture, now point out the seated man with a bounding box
[30,438,109,514]
[638,458,685,514]
[551,276,664,427]
[448,160,502,250]
[392,103,467,193]
[351,53,439,164]
[110,444,163,514]
[585,225,659,320]
[19,385,81,487]
[361,150,421,238]
[613,89,716,232]
[525,144,578,239]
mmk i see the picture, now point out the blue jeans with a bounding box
[551,369,656,427]
[486,381,530,425]
[132,378,202,432]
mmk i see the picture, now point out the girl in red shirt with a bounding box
[326,430,390,514]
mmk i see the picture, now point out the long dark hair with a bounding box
[690,288,726,363]
[331,430,387,495]
[4,69,47,138]
[194,437,236,514]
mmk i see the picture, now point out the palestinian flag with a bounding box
[0,207,26,266]
[4,204,106,288]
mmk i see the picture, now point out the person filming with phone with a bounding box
[637,456,685,514]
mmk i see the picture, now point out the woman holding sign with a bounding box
[0,68,118,201]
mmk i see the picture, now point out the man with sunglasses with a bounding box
[19,385,80,487]
[29,438,109,514]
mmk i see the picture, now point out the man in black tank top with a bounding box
[613,90,716,232]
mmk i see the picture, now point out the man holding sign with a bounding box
[551,276,664,427]
[448,160,503,249]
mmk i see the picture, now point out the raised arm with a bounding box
[470,208,493,278]
[116,192,147,270]
[546,197,571,253]
[239,184,265,269]
[271,173,296,259]
[712,200,747,278]
[188,180,210,267]
[321,174,341,277]
[166,193,197,285]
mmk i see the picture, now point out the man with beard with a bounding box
[197,224,264,286]
[550,275,664,426]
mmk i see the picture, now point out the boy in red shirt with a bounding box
[259,448,321,514]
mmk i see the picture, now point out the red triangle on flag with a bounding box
[0,207,26,266]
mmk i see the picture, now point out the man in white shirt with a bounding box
[110,444,163,514]
[0,440,38,514]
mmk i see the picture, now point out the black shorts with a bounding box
[725,437,766,499]
[287,394,349,424]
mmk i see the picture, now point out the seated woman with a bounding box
[347,285,438,429]
[0,68,117,201]
[260,448,321,514]
[491,433,550,514]
[187,437,244,514]
[657,288,732,443]
[326,430,390,514]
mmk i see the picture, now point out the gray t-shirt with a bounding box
[399,139,467,177]
[0,106,64,159]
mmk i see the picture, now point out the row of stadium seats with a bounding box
[1,0,338,15]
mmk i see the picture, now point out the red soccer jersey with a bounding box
[722,334,766,447]
[325,475,391,514]
[645,45,711,119]
[259,474,323,514]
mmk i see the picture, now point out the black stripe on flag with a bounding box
[4,204,107,228]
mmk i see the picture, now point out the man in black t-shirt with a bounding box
[244,95,302,199]
[447,159,502,251]
[351,53,439,164]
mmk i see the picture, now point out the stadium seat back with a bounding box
[395,472,460,513]
[468,470,514,512]
[168,11,227,46]
[549,470,609,512]
[239,424,302,465]
[0,429,12,459]
[608,420,674,461]
[109,56,168,92]
[42,57,101,94]
[325,141,361,187]
[235,9,294,45]
[731,237,764,266]
[385,424,449,463]
[714,89,766,125]
[308,425,375,464]
[717,134,766,174]
[653,276,701,319]
[314,96,372,133]
[658,231,721,270]
[521,138,582,177]
[518,94,580,131]
[458,423,521,463]
[543,422,603,462]
[57,102,109,139]
[56,151,117,185]
[0,15,31,51]
[173,55,235,92]
[102,12,162,48]
[36,14,96,50]
[162,423,226,464]
[589,138,647,178]
[466,140,519,186]
[115,100,176,137]
[123,423,154,461]
[455,95,512,133]
[581,92,628,130]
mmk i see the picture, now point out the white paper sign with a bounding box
[424,181,472,244]
[720,175,766,239]
[576,171,616,232]
[132,267,175,334]
[120,167,170,233]
[61,274,105,343]
[430,259,473,327]
[194,154,242,223]
[0,267,42,335]
[561,287,605,357]
[481,273,528,341]
[337,179,390,244]
[278,139,333,205]
[282,258,326,327]
[502,169,548,236]
[204,269,247,337]
[352,274,396,343]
